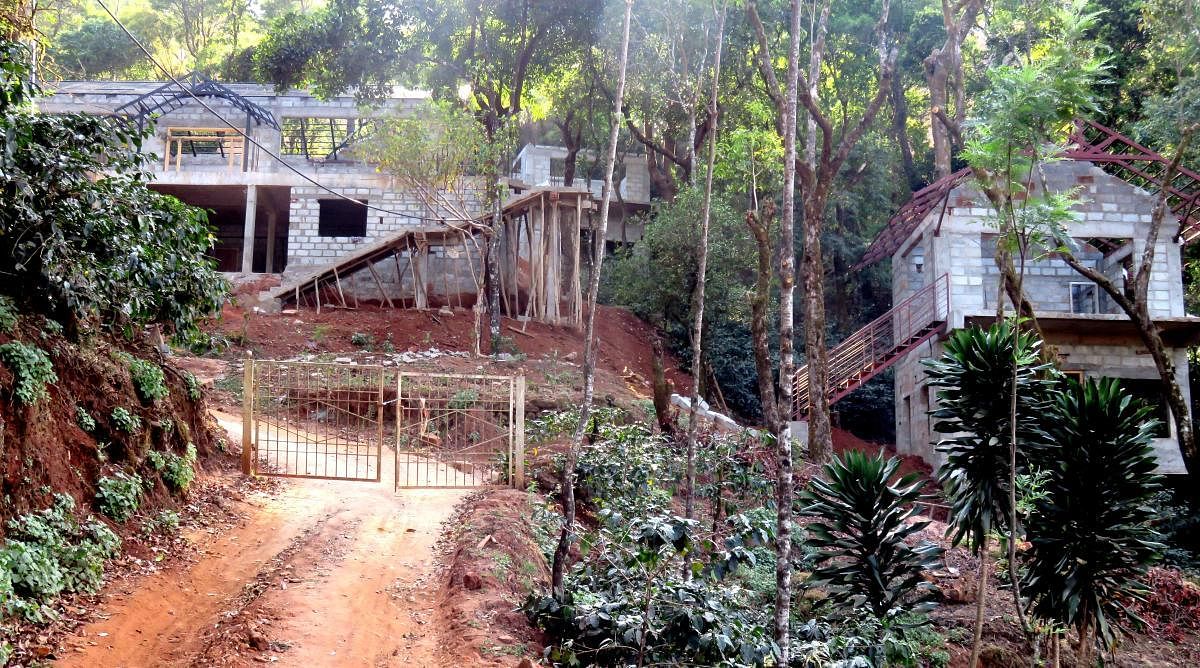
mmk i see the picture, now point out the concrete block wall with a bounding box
[286,185,431,266]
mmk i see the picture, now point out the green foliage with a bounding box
[697,432,774,521]
[0,44,227,338]
[349,331,373,348]
[923,322,1057,550]
[525,512,777,667]
[574,421,675,517]
[110,406,142,434]
[147,443,198,492]
[792,612,948,668]
[799,451,943,619]
[141,510,181,537]
[0,494,121,621]
[1023,377,1163,651]
[114,351,169,403]
[183,371,203,401]
[527,406,625,443]
[0,341,57,405]
[0,294,16,333]
[48,17,144,78]
[95,472,145,523]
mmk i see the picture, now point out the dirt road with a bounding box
[55,413,468,667]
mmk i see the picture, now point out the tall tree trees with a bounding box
[550,0,633,599]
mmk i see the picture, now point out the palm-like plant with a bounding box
[1024,378,1162,663]
[923,322,1057,548]
[800,450,944,619]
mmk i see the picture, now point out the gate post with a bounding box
[513,375,525,489]
[241,356,254,475]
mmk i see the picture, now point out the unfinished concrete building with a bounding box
[793,120,1200,474]
[40,75,651,326]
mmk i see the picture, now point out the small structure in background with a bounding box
[797,120,1200,475]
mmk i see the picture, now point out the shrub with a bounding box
[110,406,142,433]
[95,472,144,522]
[525,512,777,666]
[114,351,168,402]
[0,341,57,405]
[574,421,674,516]
[799,451,943,619]
[183,371,202,401]
[350,331,373,348]
[1024,377,1163,657]
[0,294,17,333]
[0,494,122,620]
[142,510,181,537]
[147,443,198,492]
[76,404,97,432]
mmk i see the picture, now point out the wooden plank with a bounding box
[513,375,525,488]
[367,262,395,308]
[241,358,254,475]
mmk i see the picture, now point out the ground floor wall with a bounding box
[894,332,1191,475]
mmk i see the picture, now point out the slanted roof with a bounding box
[114,72,280,130]
[855,119,1200,269]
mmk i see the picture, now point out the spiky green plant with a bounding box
[800,450,944,619]
[923,322,1056,549]
[1024,377,1162,660]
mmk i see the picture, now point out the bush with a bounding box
[110,406,141,433]
[1024,377,1163,655]
[0,43,227,338]
[0,494,122,620]
[574,421,674,517]
[183,371,202,401]
[799,451,943,619]
[0,341,57,405]
[95,472,144,522]
[76,404,97,432]
[350,331,373,348]
[115,351,168,402]
[0,294,16,333]
[147,443,198,492]
[525,512,777,666]
[142,510,181,537]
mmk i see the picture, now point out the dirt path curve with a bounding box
[55,412,467,667]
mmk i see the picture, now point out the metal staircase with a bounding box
[793,273,950,418]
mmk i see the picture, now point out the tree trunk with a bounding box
[804,193,834,465]
[771,1,802,660]
[684,3,726,523]
[890,71,920,188]
[651,335,676,436]
[970,537,991,668]
[550,0,633,598]
[746,203,781,433]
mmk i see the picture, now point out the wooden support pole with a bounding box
[332,266,349,308]
[548,198,561,325]
[265,211,278,274]
[367,262,395,308]
[513,374,525,489]
[313,277,321,314]
[241,356,254,475]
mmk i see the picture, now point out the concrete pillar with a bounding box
[264,210,277,274]
[241,185,258,274]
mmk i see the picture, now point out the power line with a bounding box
[94,0,480,228]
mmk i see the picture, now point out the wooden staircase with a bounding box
[793,273,950,418]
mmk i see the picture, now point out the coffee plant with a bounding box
[95,471,144,522]
[110,406,142,433]
[0,341,57,405]
[147,443,198,492]
[114,351,168,403]
[0,494,121,621]
[76,404,97,433]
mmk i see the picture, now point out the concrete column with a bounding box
[242,185,257,273]
[265,211,277,274]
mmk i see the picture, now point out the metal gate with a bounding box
[242,360,386,481]
[241,361,524,488]
[395,372,525,489]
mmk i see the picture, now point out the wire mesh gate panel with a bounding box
[245,360,386,481]
[395,372,524,489]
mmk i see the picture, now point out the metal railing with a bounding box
[793,273,950,417]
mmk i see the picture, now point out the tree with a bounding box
[1025,377,1162,664]
[683,1,727,523]
[0,40,226,338]
[550,0,633,600]
[749,0,900,467]
[924,0,982,178]
[48,17,142,78]
[923,323,1057,667]
[254,0,600,353]
[800,450,944,620]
